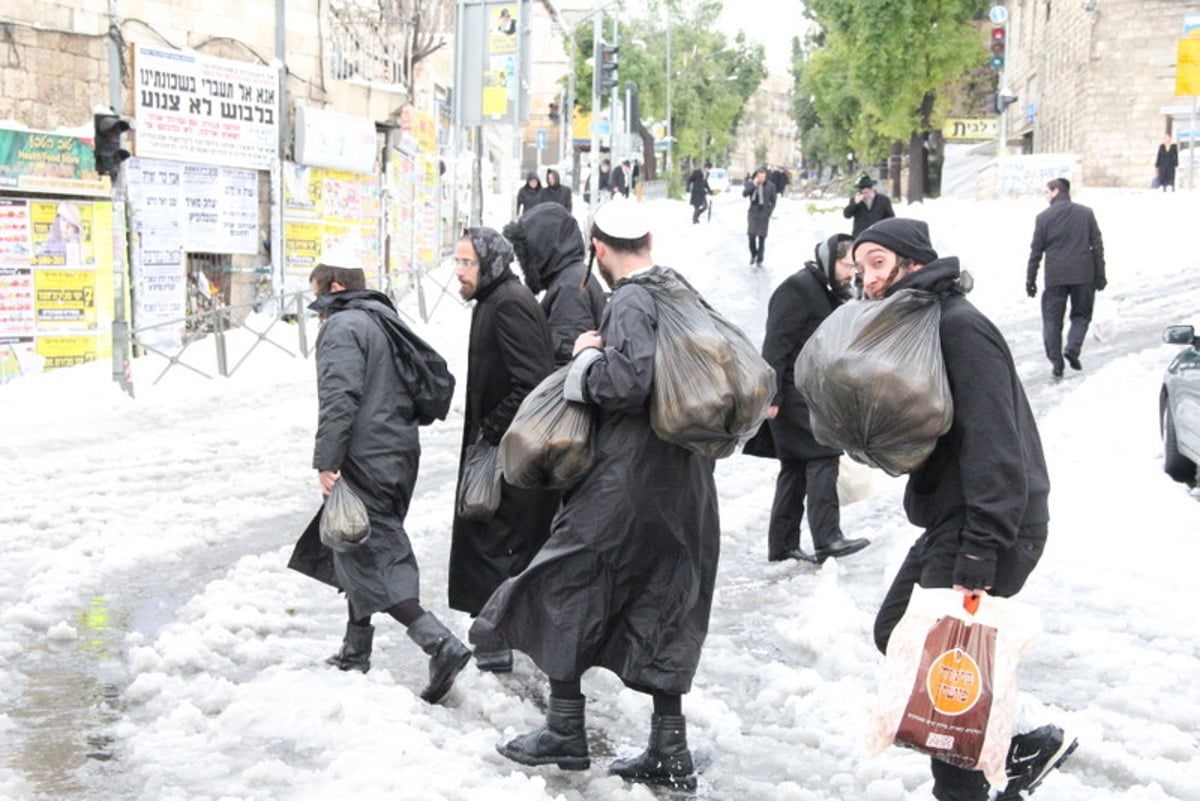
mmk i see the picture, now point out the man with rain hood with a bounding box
[471,201,721,792]
[448,227,558,673]
[502,202,607,365]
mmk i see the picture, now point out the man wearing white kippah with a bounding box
[473,200,719,792]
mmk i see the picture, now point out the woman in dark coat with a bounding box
[448,228,559,667]
[1155,134,1178,191]
[540,168,573,211]
[746,234,869,563]
[742,166,777,267]
[288,265,469,704]
[504,202,607,365]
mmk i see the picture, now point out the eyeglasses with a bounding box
[455,257,478,268]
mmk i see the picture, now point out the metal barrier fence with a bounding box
[129,291,313,386]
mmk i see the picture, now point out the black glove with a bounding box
[1026,281,1037,298]
[1095,278,1107,292]
[953,550,997,591]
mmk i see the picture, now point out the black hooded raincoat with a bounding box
[471,265,721,695]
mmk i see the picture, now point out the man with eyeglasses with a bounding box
[1025,177,1107,380]
[448,227,558,674]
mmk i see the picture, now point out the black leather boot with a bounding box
[406,612,471,704]
[609,713,696,790]
[497,696,590,770]
[325,621,374,673]
[474,646,513,673]
[609,714,696,786]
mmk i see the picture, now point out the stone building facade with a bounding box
[1002,0,1196,188]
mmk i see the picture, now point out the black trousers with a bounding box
[748,234,766,263]
[766,456,840,558]
[692,202,706,224]
[1041,283,1095,364]
[873,522,1047,801]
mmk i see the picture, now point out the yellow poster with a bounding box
[483,70,510,116]
[489,5,518,54]
[36,335,97,370]
[30,200,93,267]
[1178,38,1200,96]
[35,269,96,328]
[285,221,323,270]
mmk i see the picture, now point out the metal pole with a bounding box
[1190,96,1197,191]
[589,5,601,221]
[107,0,134,397]
[609,15,619,165]
[665,8,672,175]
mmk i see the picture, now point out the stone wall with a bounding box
[1004,0,1190,188]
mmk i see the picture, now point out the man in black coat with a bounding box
[843,174,895,236]
[472,201,720,791]
[743,166,777,267]
[855,218,1075,801]
[749,233,870,564]
[449,227,559,672]
[289,264,469,704]
[503,202,607,365]
[686,161,713,224]
[1155,134,1178,191]
[1026,177,1107,379]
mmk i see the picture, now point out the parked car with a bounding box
[1160,324,1200,486]
[707,167,730,195]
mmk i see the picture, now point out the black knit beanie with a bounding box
[852,218,938,265]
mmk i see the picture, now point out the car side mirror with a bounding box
[1162,325,1197,346]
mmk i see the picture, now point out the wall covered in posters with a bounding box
[0,197,114,382]
[281,162,382,292]
[124,157,260,350]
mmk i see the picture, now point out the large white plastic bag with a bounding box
[457,441,502,521]
[796,289,953,476]
[319,478,371,552]
[629,270,775,459]
[500,365,595,489]
[866,587,1042,789]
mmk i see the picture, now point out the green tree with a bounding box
[797,0,985,200]
[566,0,764,184]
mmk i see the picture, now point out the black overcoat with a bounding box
[743,179,777,237]
[288,291,422,618]
[843,193,895,236]
[754,263,843,461]
[449,261,559,616]
[471,267,721,695]
[1026,194,1106,289]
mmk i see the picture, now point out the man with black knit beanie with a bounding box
[853,218,1077,801]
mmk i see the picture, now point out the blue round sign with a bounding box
[989,5,1008,24]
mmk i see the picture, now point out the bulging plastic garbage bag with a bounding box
[796,289,953,476]
[627,269,775,460]
[500,365,595,489]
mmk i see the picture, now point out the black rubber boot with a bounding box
[497,696,590,770]
[474,646,513,673]
[609,714,697,790]
[325,622,374,673]
[406,612,471,704]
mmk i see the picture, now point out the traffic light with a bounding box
[993,92,1018,115]
[93,113,132,180]
[989,26,1006,70]
[597,42,619,93]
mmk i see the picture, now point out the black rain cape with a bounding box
[470,267,721,695]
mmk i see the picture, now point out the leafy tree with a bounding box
[796,0,985,200]
[566,0,764,183]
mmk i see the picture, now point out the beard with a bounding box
[597,259,617,290]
